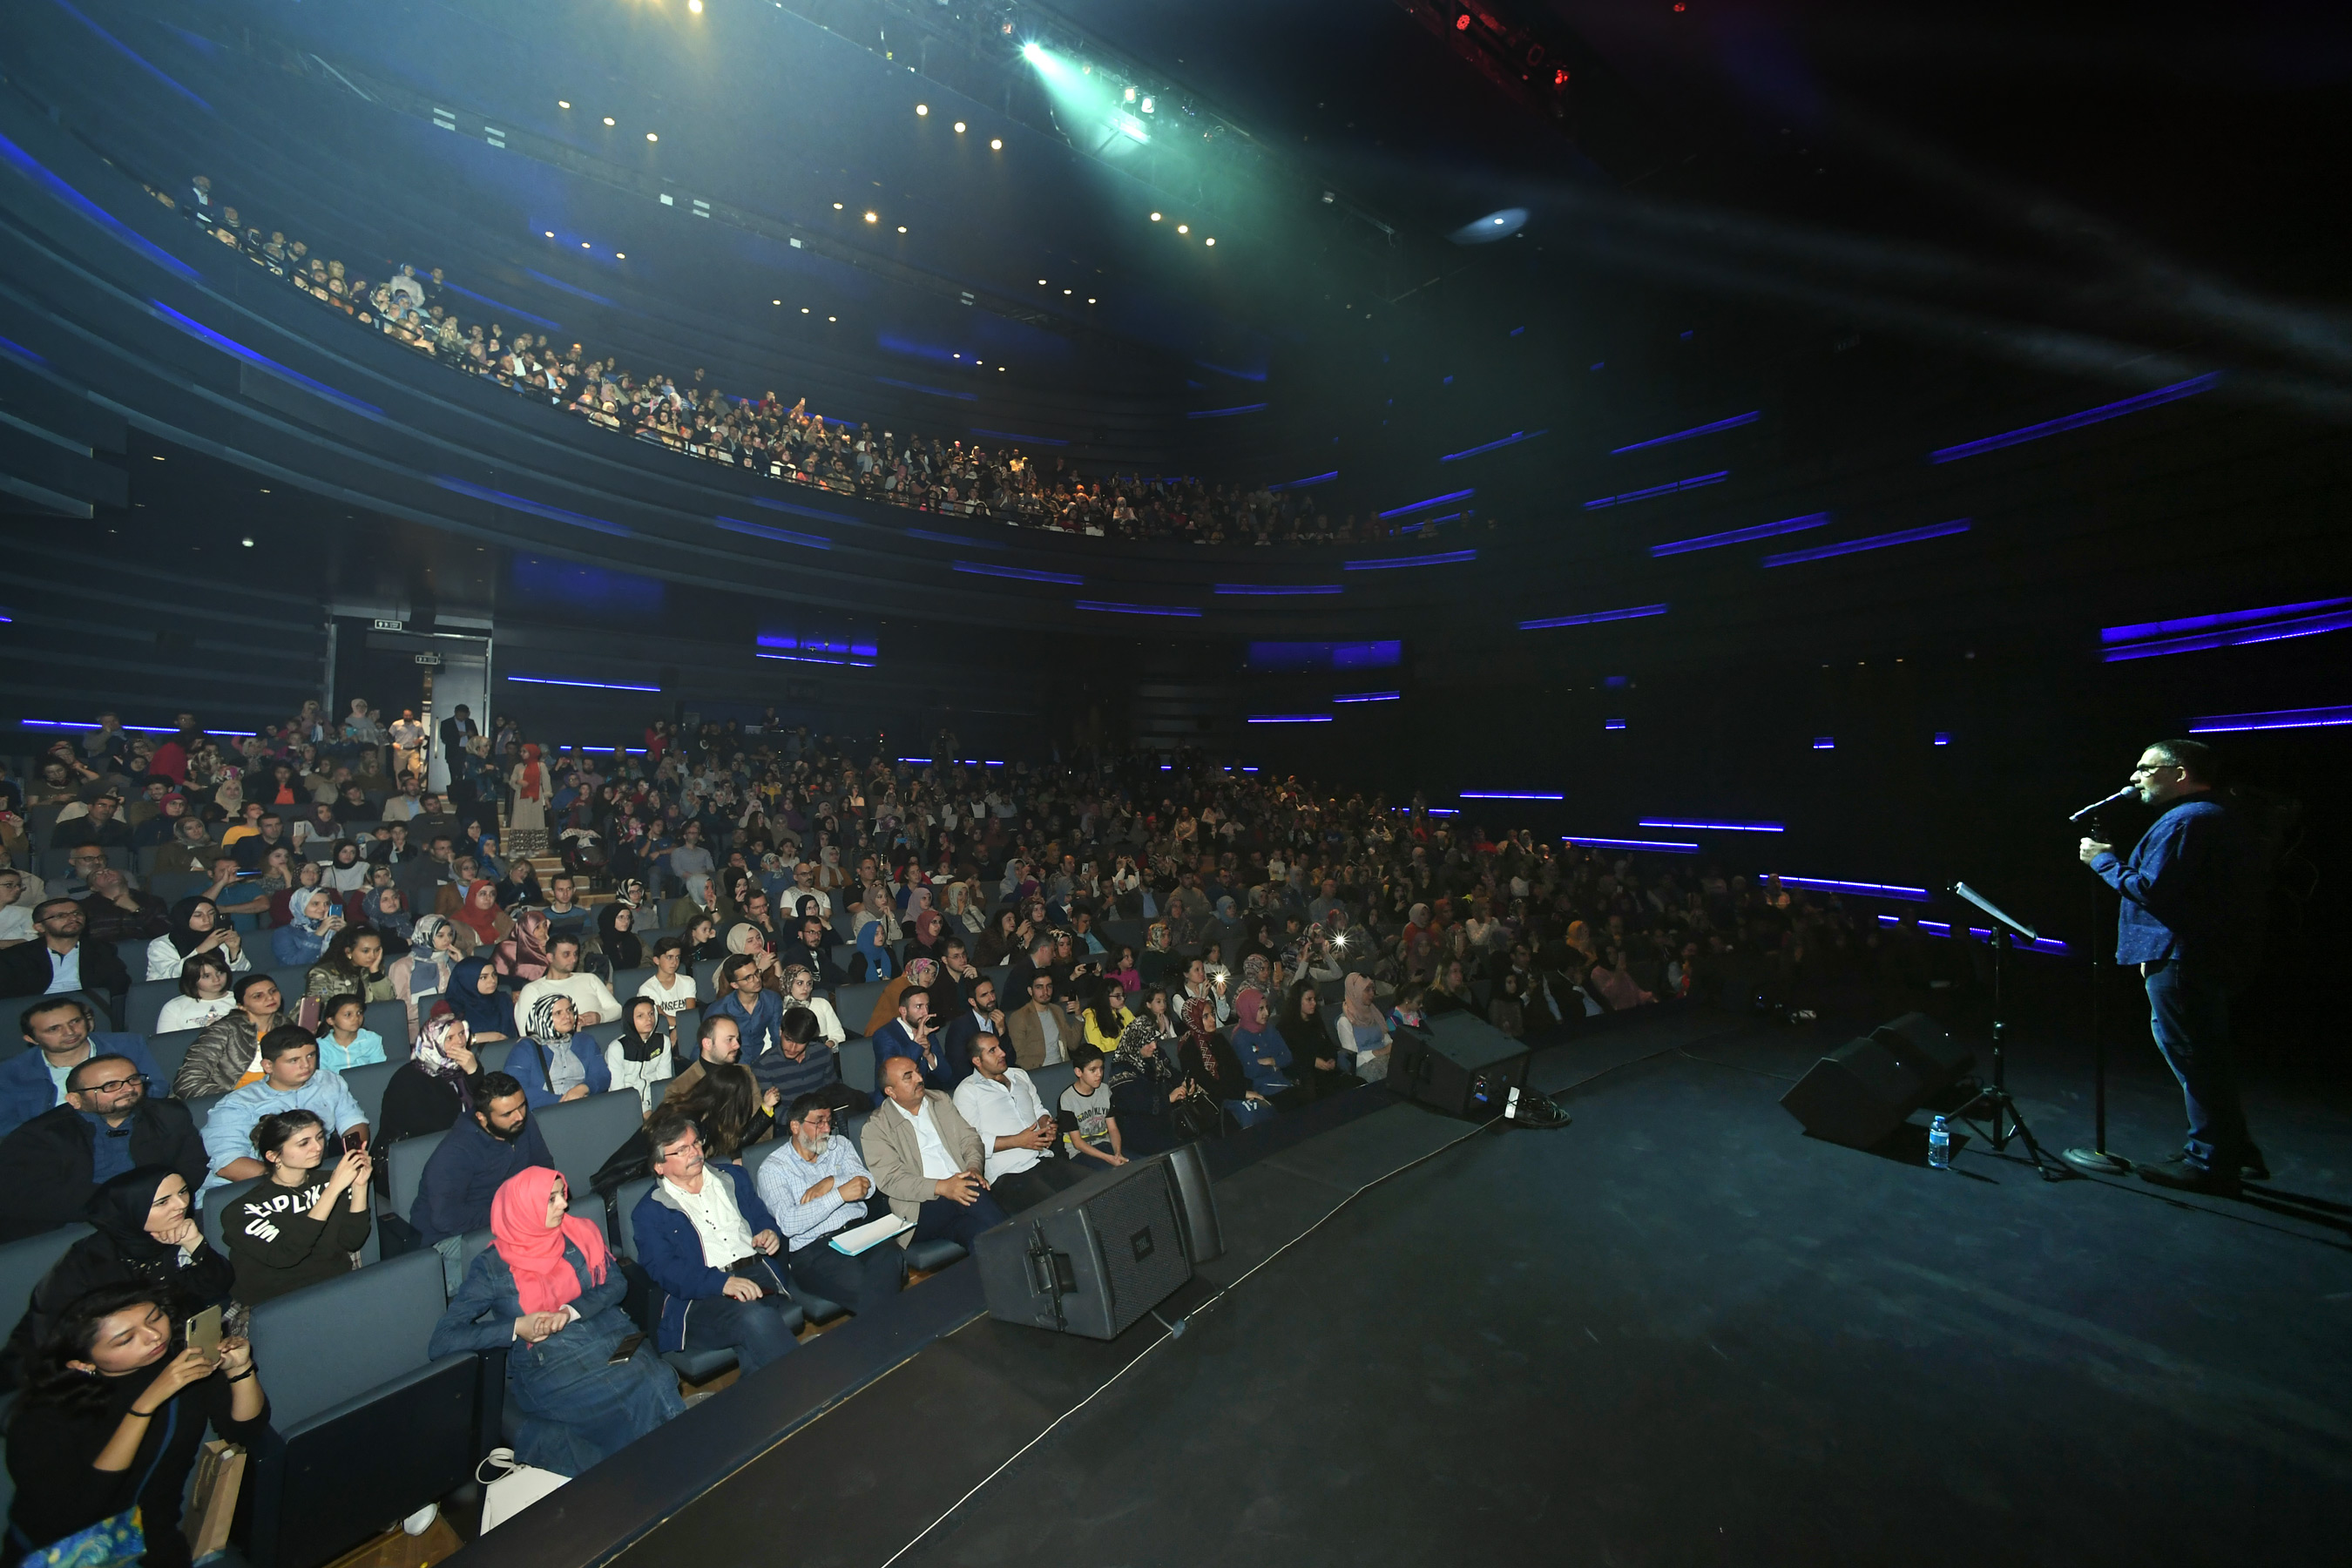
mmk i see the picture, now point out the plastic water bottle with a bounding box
[1928,1115,1951,1170]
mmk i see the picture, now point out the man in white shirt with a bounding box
[859,1054,1007,1255]
[516,932,622,1027]
[630,1113,800,1374]
[951,1033,1087,1213]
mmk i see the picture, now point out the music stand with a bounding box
[1950,882,2071,1181]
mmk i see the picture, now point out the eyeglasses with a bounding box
[78,1073,149,1097]
[2129,762,2180,776]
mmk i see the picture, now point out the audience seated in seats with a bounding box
[429,1167,682,1477]
[304,925,393,1006]
[860,1053,1008,1255]
[222,1110,373,1308]
[314,993,386,1073]
[0,897,132,1020]
[751,1005,861,1123]
[410,1071,555,1285]
[517,930,622,1029]
[199,1027,368,1193]
[3,1283,274,1568]
[76,864,168,950]
[953,1032,1088,1212]
[945,975,1009,1075]
[172,974,291,1099]
[1179,997,1277,1129]
[5,1168,232,1372]
[49,794,133,853]
[444,955,517,1044]
[0,1052,204,1246]
[1004,969,1075,1072]
[660,1022,780,1159]
[635,936,698,1038]
[1105,990,1182,1157]
[605,996,679,1115]
[493,907,556,992]
[869,983,960,1093]
[1590,945,1658,1010]
[375,1010,486,1164]
[1282,980,1347,1101]
[270,889,341,968]
[754,1095,904,1316]
[201,855,272,927]
[151,817,220,878]
[1226,958,1292,1092]
[509,994,612,1110]
[451,879,510,953]
[0,868,34,950]
[155,952,239,1037]
[1059,1046,1126,1170]
[389,914,459,1029]
[0,997,164,1143]
[144,896,252,983]
[1000,936,1057,1011]
[777,963,846,1047]
[630,1114,801,1375]
[709,953,784,1063]
[1080,979,1136,1056]
[1336,972,1394,1081]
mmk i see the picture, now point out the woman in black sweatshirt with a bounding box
[222,1110,373,1308]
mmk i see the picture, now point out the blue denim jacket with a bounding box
[2090,795,2238,966]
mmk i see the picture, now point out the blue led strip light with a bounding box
[1764,875,1930,902]
[1440,429,1547,463]
[715,516,828,549]
[434,476,629,537]
[1187,403,1269,419]
[49,0,211,110]
[0,132,199,280]
[1650,512,1830,558]
[1342,550,1476,571]
[506,674,661,692]
[1269,470,1337,490]
[1378,488,1475,519]
[2186,705,2352,733]
[1639,820,1785,833]
[955,562,1083,585]
[757,652,877,667]
[1074,601,1201,617]
[19,720,255,736]
[2102,600,2352,662]
[1464,792,1564,801]
[1213,584,1341,596]
[151,301,382,417]
[754,496,855,524]
[2103,597,2352,645]
[905,526,1004,551]
[1611,411,1759,455]
[1584,471,1729,510]
[1761,518,1969,567]
[1333,691,1401,703]
[1930,373,2220,463]
[1247,715,1333,724]
[1520,603,1668,632]
[1563,836,1699,854]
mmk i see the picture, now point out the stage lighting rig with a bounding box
[1392,0,1589,125]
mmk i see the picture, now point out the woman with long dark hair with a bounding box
[3,1283,272,1568]
[5,1169,233,1380]
[1281,980,1346,1100]
[222,1111,372,1308]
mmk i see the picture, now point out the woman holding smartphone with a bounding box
[3,1284,271,1568]
[221,1110,373,1308]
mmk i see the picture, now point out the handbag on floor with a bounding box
[476,1448,570,1532]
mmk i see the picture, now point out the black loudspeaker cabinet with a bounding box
[1156,1141,1225,1266]
[1781,1013,1978,1149]
[1387,1012,1531,1120]
[975,1157,1198,1340]
[1870,1011,1975,1095]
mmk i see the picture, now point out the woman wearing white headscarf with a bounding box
[271,888,341,966]
[392,915,460,1030]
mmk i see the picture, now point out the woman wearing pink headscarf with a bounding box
[428,1167,681,1475]
[507,743,549,856]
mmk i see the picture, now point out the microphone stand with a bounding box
[2063,799,2134,1177]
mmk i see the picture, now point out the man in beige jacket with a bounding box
[859,1052,1009,1253]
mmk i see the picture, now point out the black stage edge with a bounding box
[457,1006,2352,1565]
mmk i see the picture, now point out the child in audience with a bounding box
[1107,945,1141,996]
[317,993,386,1072]
[156,951,239,1036]
[1060,1044,1125,1167]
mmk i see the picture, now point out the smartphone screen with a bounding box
[186,1304,222,1367]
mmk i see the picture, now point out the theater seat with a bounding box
[833,983,886,1037]
[609,967,652,1001]
[339,1059,400,1128]
[0,1222,92,1338]
[199,1175,265,1257]
[905,1238,968,1273]
[533,1091,645,1198]
[146,1028,199,1084]
[244,1249,479,1568]
[386,1129,449,1226]
[362,998,409,1044]
[125,978,179,1036]
[837,1038,877,1094]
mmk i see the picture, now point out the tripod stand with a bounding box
[1950,882,2072,1181]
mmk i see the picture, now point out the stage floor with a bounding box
[609,1008,2352,1567]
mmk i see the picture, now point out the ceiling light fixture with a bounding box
[833,202,844,210]
[604,117,615,126]
[1176,223,1189,233]
[990,138,1003,150]
[864,211,878,222]
[688,0,702,11]
[1150,212,1162,221]
[544,230,554,238]
[615,252,625,259]
[1205,237,1215,246]
[916,104,929,116]
[581,240,591,247]
[897,226,907,233]
[645,132,659,142]
[558,99,571,109]
[954,121,966,132]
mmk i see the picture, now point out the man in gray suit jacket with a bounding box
[860,1052,1009,1254]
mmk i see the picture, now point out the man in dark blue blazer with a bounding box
[2080,739,2261,1193]
[632,1111,800,1375]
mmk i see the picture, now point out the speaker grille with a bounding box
[1082,1171,1191,1338]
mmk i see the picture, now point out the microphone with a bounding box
[2069,786,2136,824]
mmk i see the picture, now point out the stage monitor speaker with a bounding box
[1780,1037,1923,1149]
[1870,1012,1975,1094]
[1387,1012,1531,1120]
[1154,1141,1224,1267]
[974,1158,1196,1340]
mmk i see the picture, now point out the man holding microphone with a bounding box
[2078,739,2262,1193]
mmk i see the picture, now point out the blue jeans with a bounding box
[2144,958,2252,1170]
